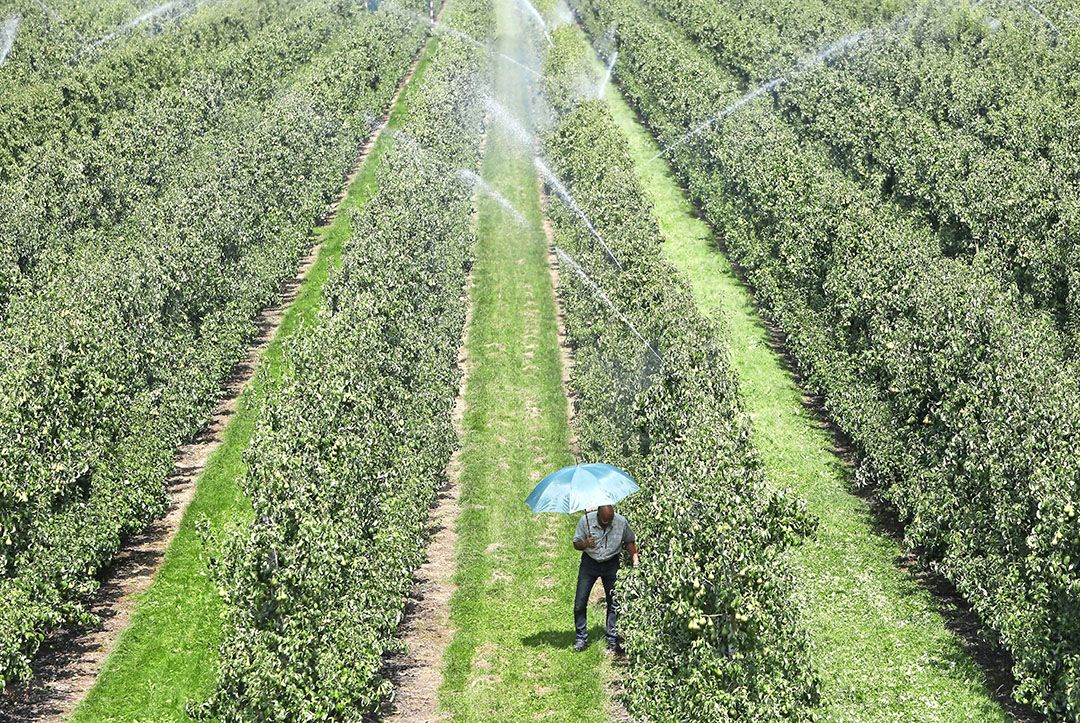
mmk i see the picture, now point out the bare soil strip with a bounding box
[384,268,472,723]
[0,46,427,723]
[385,105,485,723]
[539,184,579,459]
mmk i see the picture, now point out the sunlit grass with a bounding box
[604,79,1007,722]
[436,1,609,719]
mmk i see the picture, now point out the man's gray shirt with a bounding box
[574,511,635,562]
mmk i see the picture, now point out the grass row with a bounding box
[435,0,610,718]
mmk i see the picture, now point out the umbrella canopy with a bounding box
[525,463,639,513]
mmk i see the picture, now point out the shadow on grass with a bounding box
[521,625,608,650]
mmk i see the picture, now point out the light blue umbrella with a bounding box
[525,463,639,514]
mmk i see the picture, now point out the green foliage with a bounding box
[0,0,192,92]
[194,1,492,718]
[571,0,1080,717]
[0,0,430,688]
[542,26,594,115]
[542,30,817,720]
[646,0,862,85]
[0,0,404,307]
[0,0,307,184]
[768,0,1080,352]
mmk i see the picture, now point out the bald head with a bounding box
[597,505,614,527]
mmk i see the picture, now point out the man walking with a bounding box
[572,504,638,653]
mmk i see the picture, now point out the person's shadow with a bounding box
[521,625,606,649]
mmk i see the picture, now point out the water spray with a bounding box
[381,1,539,78]
[0,14,19,65]
[29,0,83,41]
[30,0,60,23]
[650,77,782,162]
[76,0,183,57]
[649,30,869,162]
[511,0,553,46]
[550,2,575,29]
[597,50,617,99]
[796,30,866,69]
[595,23,617,59]
[484,95,536,148]
[386,128,528,225]
[457,169,527,225]
[486,50,541,79]
[1027,2,1062,38]
[535,158,623,272]
[554,246,661,362]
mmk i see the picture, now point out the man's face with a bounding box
[597,506,614,527]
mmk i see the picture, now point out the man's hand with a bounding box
[574,535,596,551]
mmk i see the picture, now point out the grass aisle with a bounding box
[70,42,439,722]
[602,85,1008,721]
[436,1,607,719]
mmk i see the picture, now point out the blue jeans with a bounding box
[574,552,619,644]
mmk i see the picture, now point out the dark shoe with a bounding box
[606,641,624,655]
[573,639,588,652]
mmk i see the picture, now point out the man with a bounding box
[572,504,638,653]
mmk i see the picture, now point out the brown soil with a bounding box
[0,42,428,723]
[381,268,471,723]
[538,183,579,459]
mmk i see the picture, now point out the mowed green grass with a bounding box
[435,1,610,719]
[602,79,1008,721]
[70,39,439,722]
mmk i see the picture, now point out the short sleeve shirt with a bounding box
[574,511,635,562]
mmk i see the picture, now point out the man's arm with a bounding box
[626,540,639,566]
[573,515,594,550]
